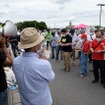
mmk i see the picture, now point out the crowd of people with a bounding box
[44,28,105,89]
[0,26,105,105]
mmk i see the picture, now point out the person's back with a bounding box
[13,53,55,105]
[12,27,55,105]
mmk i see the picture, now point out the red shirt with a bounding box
[81,40,90,54]
[91,37,105,60]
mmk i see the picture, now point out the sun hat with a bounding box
[80,34,87,38]
[18,27,44,49]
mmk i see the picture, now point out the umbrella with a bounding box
[74,24,87,29]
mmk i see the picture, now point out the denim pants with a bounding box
[0,89,8,105]
[80,51,88,76]
[51,46,59,60]
[57,45,62,60]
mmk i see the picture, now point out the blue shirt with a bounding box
[12,52,55,105]
[50,35,58,47]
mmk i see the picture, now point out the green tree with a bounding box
[94,25,102,30]
[16,20,47,31]
[0,22,2,28]
[37,21,47,30]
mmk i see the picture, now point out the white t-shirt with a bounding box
[87,33,96,42]
[72,34,78,49]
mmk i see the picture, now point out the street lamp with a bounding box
[97,4,105,26]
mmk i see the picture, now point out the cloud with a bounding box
[0,0,105,28]
[51,0,71,4]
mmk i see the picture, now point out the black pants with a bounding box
[93,60,105,85]
[88,54,92,62]
[46,41,50,50]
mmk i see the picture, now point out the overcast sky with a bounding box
[0,0,105,28]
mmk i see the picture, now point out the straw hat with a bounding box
[18,27,44,49]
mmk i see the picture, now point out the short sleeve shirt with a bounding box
[46,32,52,42]
[50,35,58,47]
[61,34,72,52]
[12,53,55,105]
[91,38,105,60]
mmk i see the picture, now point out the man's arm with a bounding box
[90,41,94,53]
[2,45,13,66]
[60,43,71,46]
[0,36,13,66]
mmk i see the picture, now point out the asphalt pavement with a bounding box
[9,59,105,105]
[50,59,105,105]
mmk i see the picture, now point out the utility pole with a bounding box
[97,4,105,26]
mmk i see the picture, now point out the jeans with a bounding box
[51,46,59,60]
[57,46,62,60]
[0,89,8,105]
[80,51,88,76]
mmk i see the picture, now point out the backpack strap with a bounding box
[94,41,102,50]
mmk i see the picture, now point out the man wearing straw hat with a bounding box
[12,27,55,105]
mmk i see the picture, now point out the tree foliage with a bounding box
[0,22,2,25]
[94,25,102,30]
[0,22,2,28]
[16,20,47,31]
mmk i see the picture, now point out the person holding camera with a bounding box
[0,34,13,105]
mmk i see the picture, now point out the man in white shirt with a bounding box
[70,29,78,65]
[87,29,95,63]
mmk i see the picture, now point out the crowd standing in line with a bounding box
[43,28,105,89]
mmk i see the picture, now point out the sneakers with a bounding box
[80,74,87,78]
[89,69,93,72]
[61,67,66,71]
[61,67,70,72]
[65,68,70,72]
[103,85,105,89]
[92,80,99,83]
[51,57,54,59]
[53,60,58,63]
[80,74,84,78]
